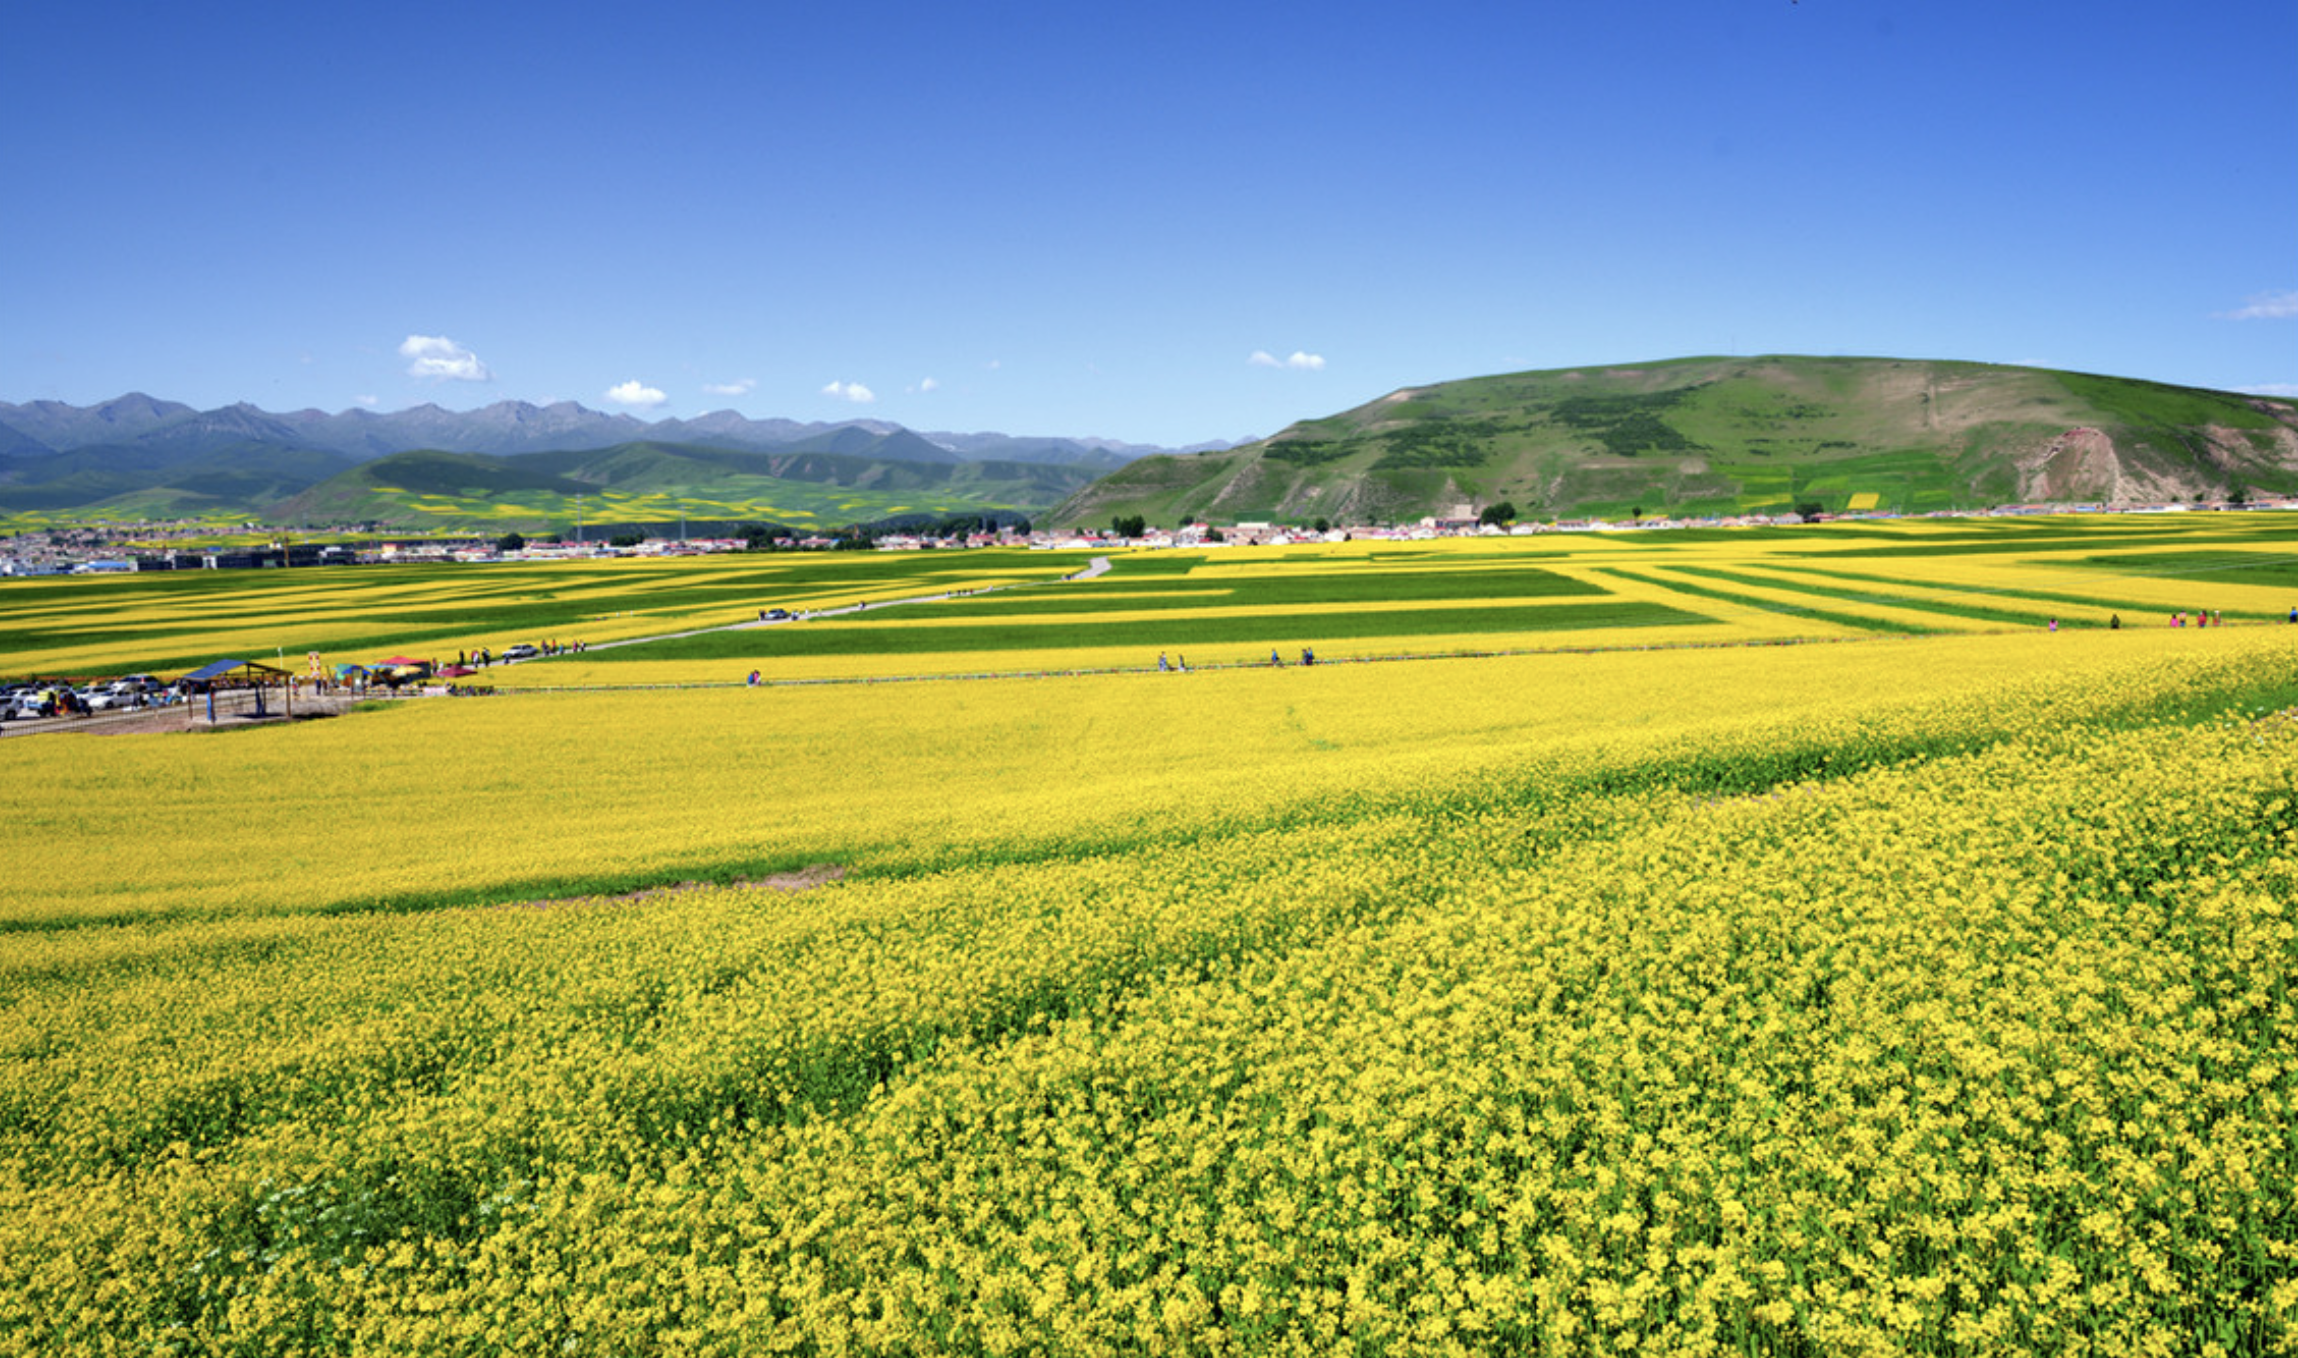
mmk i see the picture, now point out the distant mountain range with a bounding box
[0,394,1221,466]
[1050,356,2298,528]
[0,395,1237,528]
[24,360,2288,535]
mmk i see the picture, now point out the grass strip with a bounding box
[1668,563,2056,628]
[1596,567,1928,634]
[1787,562,2240,624]
[581,599,1712,661]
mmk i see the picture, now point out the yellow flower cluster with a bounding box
[1,623,2294,1351]
[1,626,2279,930]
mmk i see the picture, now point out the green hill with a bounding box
[0,441,355,516]
[1049,356,2298,527]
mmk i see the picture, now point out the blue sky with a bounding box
[5,0,2292,447]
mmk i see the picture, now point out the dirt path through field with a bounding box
[2,692,368,737]
[496,863,848,910]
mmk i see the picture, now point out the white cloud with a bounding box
[702,378,756,397]
[914,376,940,394]
[354,394,379,408]
[2237,382,2298,398]
[1249,349,1326,371]
[2217,290,2298,321]
[605,380,668,408]
[822,379,877,404]
[399,334,493,381]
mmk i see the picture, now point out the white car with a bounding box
[499,644,541,661]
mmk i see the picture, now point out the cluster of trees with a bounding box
[497,513,1036,555]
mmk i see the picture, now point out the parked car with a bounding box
[499,643,541,661]
[85,688,142,711]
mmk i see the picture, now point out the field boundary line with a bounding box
[491,630,1918,693]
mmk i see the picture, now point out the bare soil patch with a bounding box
[6,707,209,737]
[8,694,365,737]
[497,865,847,911]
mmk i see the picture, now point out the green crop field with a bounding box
[8,512,2297,686]
[0,551,1095,679]
[507,511,2298,684]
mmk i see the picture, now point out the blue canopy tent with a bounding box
[181,657,294,720]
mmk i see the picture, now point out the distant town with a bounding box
[5,495,2291,578]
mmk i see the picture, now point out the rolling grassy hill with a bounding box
[265,440,1103,531]
[1049,356,2298,528]
[0,442,356,516]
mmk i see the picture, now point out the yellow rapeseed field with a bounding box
[2,522,2295,1354]
[0,627,2271,930]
